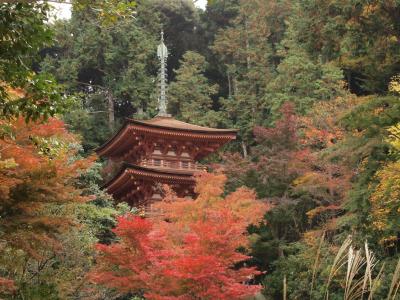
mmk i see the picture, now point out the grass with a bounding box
[298,236,400,300]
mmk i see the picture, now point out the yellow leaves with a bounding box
[293,172,317,187]
[306,206,326,219]
[388,35,398,44]
[303,230,322,246]
[373,107,384,115]
[361,3,379,17]
[386,124,400,151]
[374,125,400,239]
[372,219,386,231]
[194,172,226,203]
[389,75,400,94]
[379,236,397,247]
[306,205,341,223]
[30,136,70,159]
[5,86,25,100]
[0,158,17,169]
[370,160,400,242]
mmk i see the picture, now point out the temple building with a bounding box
[96,32,237,207]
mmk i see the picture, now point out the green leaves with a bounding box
[73,0,137,25]
[0,2,75,121]
[169,51,221,126]
[2,73,75,122]
[0,1,138,123]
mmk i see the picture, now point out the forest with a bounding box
[1,0,400,299]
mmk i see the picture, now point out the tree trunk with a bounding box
[232,74,238,96]
[241,140,248,158]
[245,19,251,70]
[137,106,144,115]
[278,245,284,258]
[227,70,232,98]
[106,89,115,132]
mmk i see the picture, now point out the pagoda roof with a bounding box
[129,116,237,133]
[96,116,237,158]
[104,163,197,196]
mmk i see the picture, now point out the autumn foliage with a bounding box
[370,124,400,246]
[91,172,268,299]
[0,116,94,258]
[223,101,354,245]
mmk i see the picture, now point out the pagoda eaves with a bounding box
[96,116,237,207]
[103,163,198,206]
[96,116,237,163]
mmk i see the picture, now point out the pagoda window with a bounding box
[167,150,175,156]
[153,149,162,155]
[152,193,162,199]
[154,159,161,166]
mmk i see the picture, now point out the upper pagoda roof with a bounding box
[96,116,237,159]
[130,116,237,133]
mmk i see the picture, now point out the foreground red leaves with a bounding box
[0,277,15,295]
[91,173,268,299]
[0,117,94,258]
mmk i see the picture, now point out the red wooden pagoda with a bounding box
[96,33,237,207]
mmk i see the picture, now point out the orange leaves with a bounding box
[0,277,15,295]
[223,187,268,225]
[92,173,268,299]
[243,100,352,226]
[194,172,226,201]
[0,117,75,170]
[0,116,94,258]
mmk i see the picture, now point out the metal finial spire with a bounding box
[157,30,169,117]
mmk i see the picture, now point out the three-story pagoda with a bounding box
[96,32,237,207]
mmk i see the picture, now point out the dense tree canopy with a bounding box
[2,0,400,299]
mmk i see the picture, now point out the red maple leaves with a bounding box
[0,117,95,257]
[91,173,268,299]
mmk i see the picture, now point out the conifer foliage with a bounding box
[91,173,268,299]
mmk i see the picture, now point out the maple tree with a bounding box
[222,100,354,289]
[222,102,300,198]
[291,99,354,224]
[91,172,268,299]
[0,115,94,255]
[253,102,300,191]
[252,100,352,215]
[0,99,98,296]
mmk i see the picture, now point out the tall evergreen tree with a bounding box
[265,6,346,116]
[287,0,400,94]
[212,0,291,155]
[168,51,221,126]
[41,2,160,149]
[150,0,204,79]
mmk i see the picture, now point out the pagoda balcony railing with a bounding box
[139,158,207,171]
